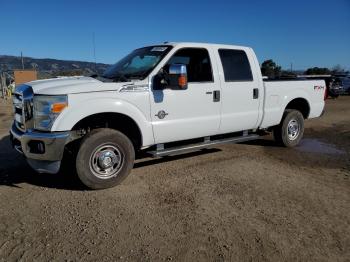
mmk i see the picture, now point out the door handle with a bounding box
[206,91,213,94]
[253,88,259,99]
[213,90,220,102]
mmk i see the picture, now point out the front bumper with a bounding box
[10,122,70,174]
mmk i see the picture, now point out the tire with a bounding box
[76,128,135,189]
[273,109,304,147]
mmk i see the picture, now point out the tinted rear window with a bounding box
[218,49,253,81]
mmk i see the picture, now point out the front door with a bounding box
[150,47,221,144]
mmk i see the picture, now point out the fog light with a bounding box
[28,140,45,154]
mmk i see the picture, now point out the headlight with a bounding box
[33,95,68,131]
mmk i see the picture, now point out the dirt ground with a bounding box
[0,96,349,261]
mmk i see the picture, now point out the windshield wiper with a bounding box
[89,74,114,83]
[100,73,145,82]
[112,74,130,82]
[126,75,144,80]
[124,72,147,80]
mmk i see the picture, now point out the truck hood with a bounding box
[27,76,125,95]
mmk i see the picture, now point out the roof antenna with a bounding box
[92,32,97,72]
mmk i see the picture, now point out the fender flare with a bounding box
[278,90,311,121]
[51,97,154,146]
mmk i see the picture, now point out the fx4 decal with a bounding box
[314,85,325,90]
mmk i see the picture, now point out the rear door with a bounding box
[150,47,221,144]
[215,48,261,132]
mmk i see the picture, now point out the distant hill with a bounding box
[0,55,111,80]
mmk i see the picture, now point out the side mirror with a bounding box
[168,64,188,90]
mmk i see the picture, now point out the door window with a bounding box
[166,48,213,82]
[218,49,253,82]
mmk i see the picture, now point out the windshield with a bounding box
[102,45,172,81]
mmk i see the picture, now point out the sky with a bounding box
[0,0,349,70]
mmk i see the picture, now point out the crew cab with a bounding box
[10,42,325,189]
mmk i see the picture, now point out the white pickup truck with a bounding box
[10,42,325,189]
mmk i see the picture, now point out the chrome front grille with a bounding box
[13,85,34,132]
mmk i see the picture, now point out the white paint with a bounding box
[25,42,325,148]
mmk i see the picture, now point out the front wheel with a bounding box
[76,128,135,189]
[273,109,304,147]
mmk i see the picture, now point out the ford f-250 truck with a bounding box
[10,42,325,189]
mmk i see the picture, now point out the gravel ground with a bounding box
[0,97,349,261]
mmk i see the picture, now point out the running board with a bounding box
[147,134,260,157]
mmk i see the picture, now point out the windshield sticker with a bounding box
[151,46,168,52]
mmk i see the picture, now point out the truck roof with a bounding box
[153,42,252,50]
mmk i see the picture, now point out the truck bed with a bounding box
[260,79,325,128]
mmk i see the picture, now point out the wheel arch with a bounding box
[51,97,155,148]
[72,112,143,150]
[284,97,310,119]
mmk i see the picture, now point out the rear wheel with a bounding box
[273,109,304,147]
[76,128,135,189]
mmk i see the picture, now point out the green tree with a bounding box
[304,67,331,75]
[54,69,83,77]
[261,59,282,79]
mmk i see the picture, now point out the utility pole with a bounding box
[0,72,3,98]
[0,72,6,98]
[290,63,293,73]
[21,51,24,69]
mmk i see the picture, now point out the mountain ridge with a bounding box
[0,55,111,79]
